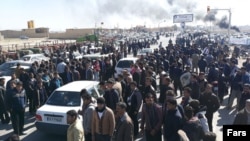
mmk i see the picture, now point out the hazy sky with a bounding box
[0,0,249,31]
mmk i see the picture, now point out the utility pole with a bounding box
[228,9,232,45]
[158,20,166,31]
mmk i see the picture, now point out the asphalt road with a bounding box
[0,35,245,141]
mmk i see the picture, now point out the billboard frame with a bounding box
[173,14,193,23]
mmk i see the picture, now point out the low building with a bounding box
[0,28,94,39]
[0,32,4,41]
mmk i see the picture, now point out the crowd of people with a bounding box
[1,31,250,141]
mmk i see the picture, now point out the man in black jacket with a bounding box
[126,81,142,137]
[187,73,200,100]
[0,78,10,124]
[159,77,174,104]
[227,70,242,110]
[233,99,250,124]
[199,84,220,132]
[6,81,27,135]
[103,79,119,111]
[142,77,156,103]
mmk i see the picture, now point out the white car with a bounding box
[0,76,11,88]
[114,57,139,78]
[137,48,154,57]
[20,54,50,63]
[0,60,32,76]
[35,81,102,135]
[82,53,112,60]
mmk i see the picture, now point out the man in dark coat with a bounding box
[142,77,156,103]
[159,77,174,104]
[141,93,163,141]
[199,84,220,132]
[103,79,119,111]
[113,102,134,141]
[238,84,250,111]
[34,81,48,111]
[0,78,10,124]
[173,63,183,96]
[187,73,200,100]
[233,99,250,124]
[49,72,63,94]
[198,56,207,73]
[61,66,73,84]
[6,81,27,135]
[132,65,141,86]
[182,106,205,141]
[163,98,183,141]
[126,81,142,136]
[85,62,93,80]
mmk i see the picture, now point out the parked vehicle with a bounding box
[0,60,32,76]
[0,76,11,87]
[137,48,154,57]
[114,57,139,78]
[82,53,112,61]
[20,35,29,40]
[20,54,50,63]
[35,81,102,135]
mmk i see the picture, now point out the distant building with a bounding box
[0,32,4,41]
[0,28,95,39]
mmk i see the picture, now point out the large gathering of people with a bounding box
[1,31,250,141]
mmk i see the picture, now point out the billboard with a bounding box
[173,14,193,23]
[230,36,250,46]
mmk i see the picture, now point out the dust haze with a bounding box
[63,0,240,30]
[63,0,205,28]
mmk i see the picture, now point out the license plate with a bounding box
[46,116,63,122]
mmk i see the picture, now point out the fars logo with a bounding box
[227,129,246,136]
[223,125,250,139]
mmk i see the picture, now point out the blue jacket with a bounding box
[9,88,26,111]
[242,72,250,84]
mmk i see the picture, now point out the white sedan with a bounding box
[20,54,50,63]
[35,81,102,135]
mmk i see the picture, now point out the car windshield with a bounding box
[46,91,81,106]
[140,49,152,53]
[21,56,31,61]
[0,62,17,70]
[87,86,101,99]
[116,60,134,68]
[95,85,104,96]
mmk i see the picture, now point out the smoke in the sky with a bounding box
[217,16,240,32]
[203,11,217,22]
[167,0,174,5]
[62,0,241,32]
[64,0,204,28]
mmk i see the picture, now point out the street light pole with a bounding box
[228,9,231,45]
[158,20,166,30]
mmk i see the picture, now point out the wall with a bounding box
[0,29,48,38]
[49,28,94,39]
[0,32,4,41]
[0,28,94,39]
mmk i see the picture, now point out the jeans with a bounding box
[94,72,99,81]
